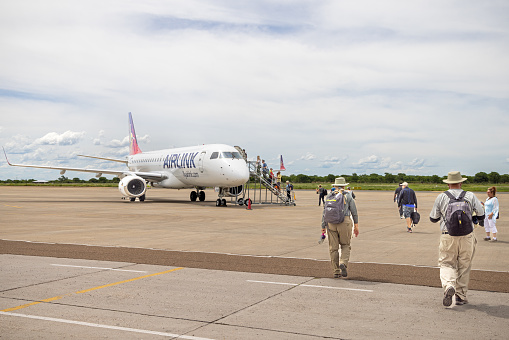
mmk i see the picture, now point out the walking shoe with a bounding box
[333,273,340,278]
[339,264,348,277]
[407,227,412,233]
[484,237,491,241]
[443,286,455,307]
[491,238,498,242]
[455,295,468,305]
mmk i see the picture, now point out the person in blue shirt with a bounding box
[398,182,418,233]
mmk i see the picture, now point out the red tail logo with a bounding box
[280,155,286,171]
[129,112,142,155]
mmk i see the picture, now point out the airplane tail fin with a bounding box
[128,112,142,155]
[279,154,286,171]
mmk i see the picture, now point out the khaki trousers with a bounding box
[438,232,477,299]
[327,218,353,274]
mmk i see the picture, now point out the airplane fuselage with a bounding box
[127,144,249,189]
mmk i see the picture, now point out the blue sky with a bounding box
[1,0,508,180]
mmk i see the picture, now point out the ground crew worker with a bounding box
[429,171,485,307]
[321,177,359,278]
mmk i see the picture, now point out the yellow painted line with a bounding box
[2,267,184,312]
[4,204,22,209]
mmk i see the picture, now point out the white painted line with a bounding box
[50,264,147,273]
[246,280,374,292]
[0,312,214,340]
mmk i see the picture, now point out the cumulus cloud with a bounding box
[0,1,508,180]
[298,152,316,161]
[319,155,347,168]
[408,158,425,168]
[34,131,85,146]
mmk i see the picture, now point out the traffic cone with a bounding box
[246,199,252,210]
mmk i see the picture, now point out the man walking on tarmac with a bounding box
[429,171,485,307]
[321,177,359,278]
[398,182,418,232]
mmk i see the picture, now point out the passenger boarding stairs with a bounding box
[246,161,293,205]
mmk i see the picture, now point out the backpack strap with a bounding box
[458,191,466,200]
[444,191,456,200]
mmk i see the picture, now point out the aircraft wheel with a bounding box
[237,198,244,206]
[199,191,205,201]
[221,199,227,207]
[216,199,221,206]
[139,194,145,202]
[190,191,198,201]
[129,197,136,202]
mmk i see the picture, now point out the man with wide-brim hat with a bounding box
[442,170,468,184]
[321,177,359,278]
[429,171,485,307]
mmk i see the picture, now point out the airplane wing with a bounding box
[77,154,128,164]
[3,148,166,181]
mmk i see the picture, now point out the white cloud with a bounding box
[34,131,85,146]
[0,1,508,180]
[298,152,316,161]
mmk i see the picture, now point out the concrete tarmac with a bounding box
[1,186,508,339]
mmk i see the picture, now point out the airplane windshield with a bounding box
[220,152,242,159]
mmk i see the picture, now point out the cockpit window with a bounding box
[210,152,219,159]
[221,152,242,159]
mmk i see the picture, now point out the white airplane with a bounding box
[4,113,250,206]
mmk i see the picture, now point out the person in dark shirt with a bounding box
[316,185,326,206]
[397,182,418,233]
[394,183,403,219]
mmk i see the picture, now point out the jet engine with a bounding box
[225,185,244,197]
[118,175,147,198]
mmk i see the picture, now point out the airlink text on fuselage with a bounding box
[163,152,199,169]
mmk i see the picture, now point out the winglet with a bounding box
[128,112,142,155]
[3,147,13,166]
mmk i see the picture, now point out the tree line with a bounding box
[2,171,508,184]
[280,172,509,184]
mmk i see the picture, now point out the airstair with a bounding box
[244,161,295,206]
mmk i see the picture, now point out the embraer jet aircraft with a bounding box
[4,113,250,206]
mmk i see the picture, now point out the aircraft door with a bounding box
[198,151,206,173]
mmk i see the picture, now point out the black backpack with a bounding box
[410,211,420,225]
[444,191,473,236]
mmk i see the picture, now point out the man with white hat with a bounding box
[398,182,418,233]
[429,171,485,307]
[321,177,359,278]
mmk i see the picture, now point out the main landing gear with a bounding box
[190,190,205,202]
[216,198,227,206]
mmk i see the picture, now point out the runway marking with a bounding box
[1,267,184,312]
[3,204,22,209]
[51,264,148,273]
[0,312,214,340]
[247,280,374,292]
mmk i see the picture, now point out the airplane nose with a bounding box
[229,162,249,185]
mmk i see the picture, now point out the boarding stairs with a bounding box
[245,161,294,205]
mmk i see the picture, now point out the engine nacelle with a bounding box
[118,175,147,198]
[223,185,244,197]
